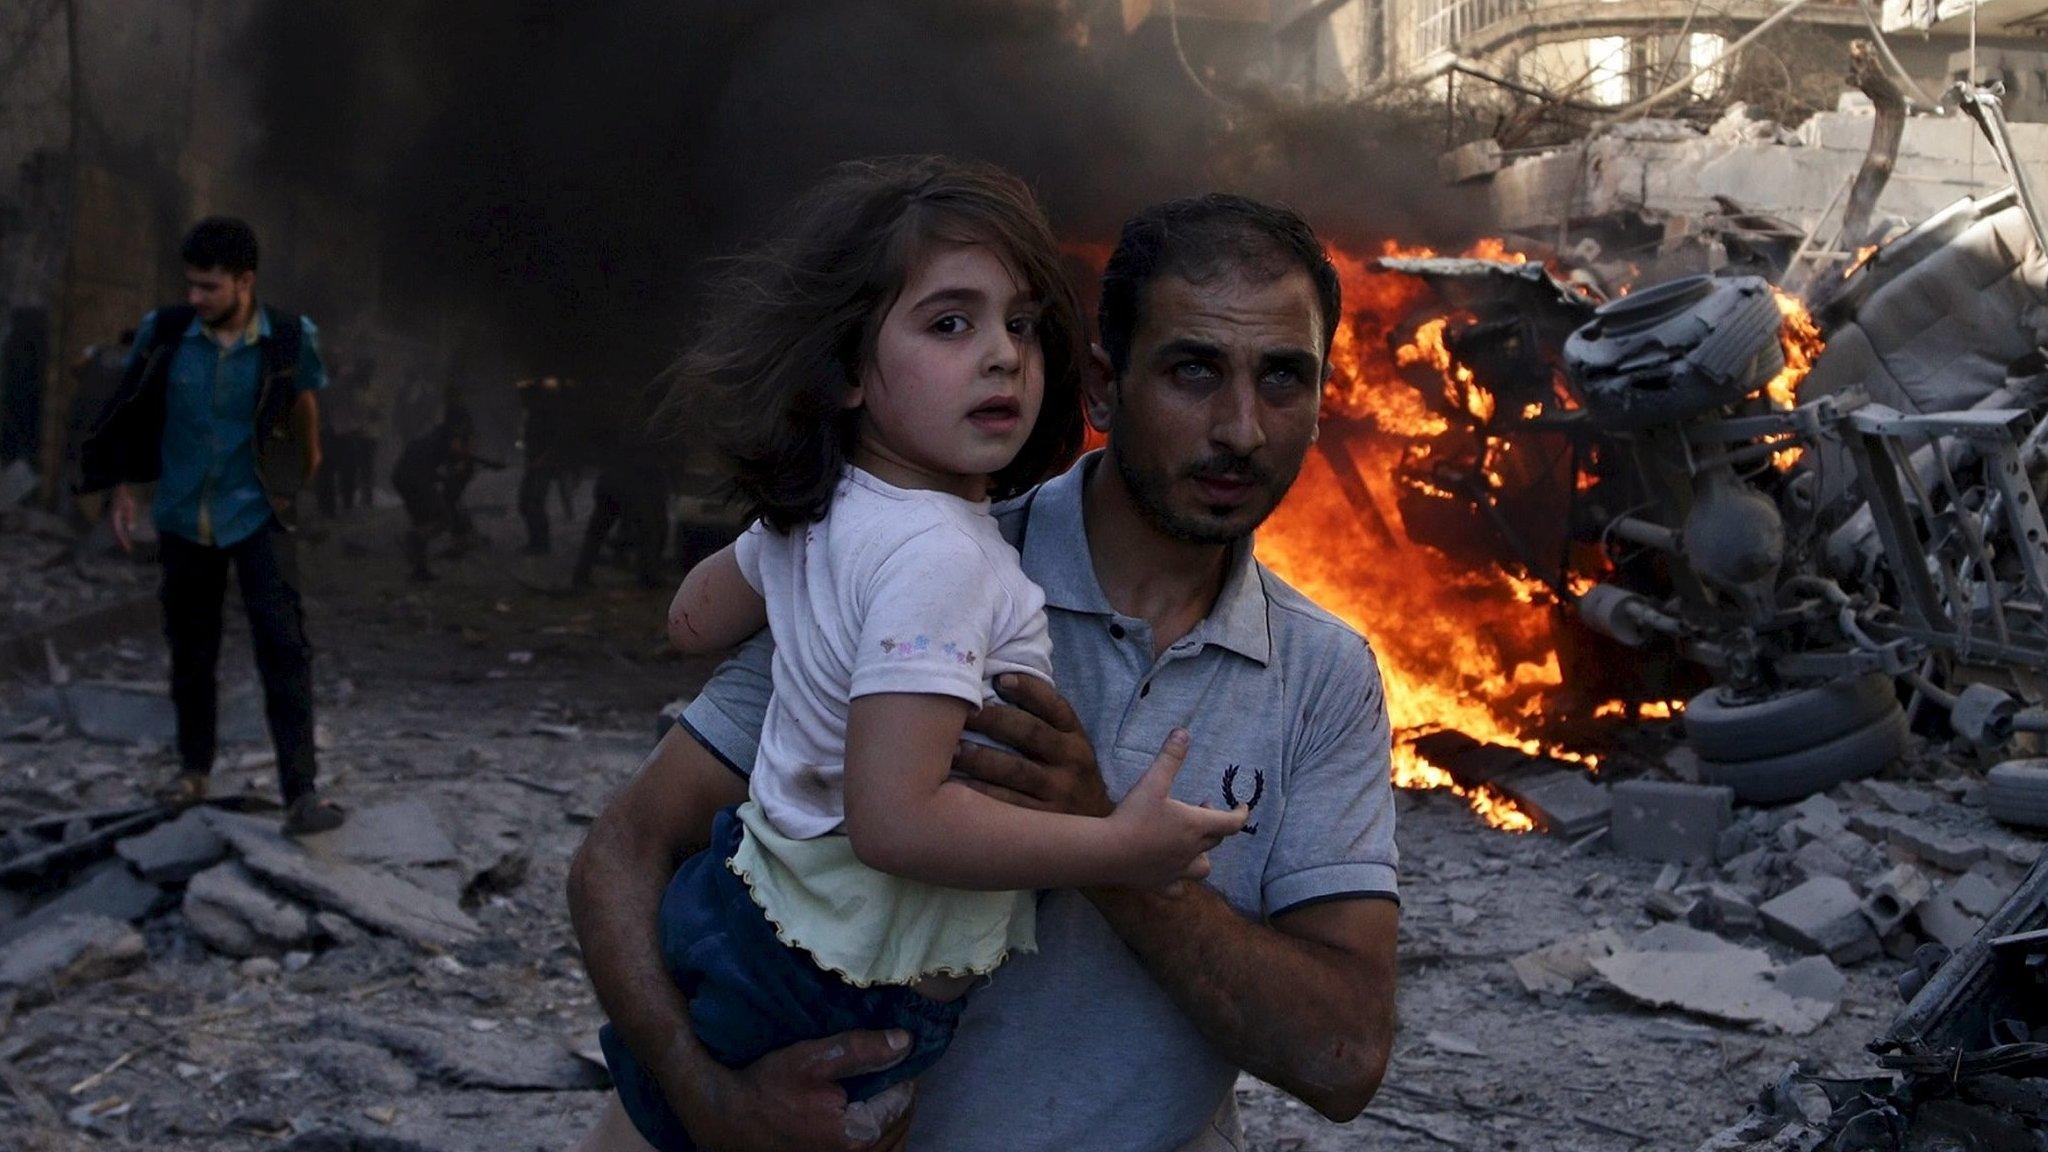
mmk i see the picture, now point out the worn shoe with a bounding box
[154,771,210,808]
[283,793,347,836]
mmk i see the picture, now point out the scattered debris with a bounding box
[1510,928,1625,996]
[1591,924,1844,1036]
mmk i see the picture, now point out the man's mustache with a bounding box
[1186,457,1271,486]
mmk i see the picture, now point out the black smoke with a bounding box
[239,1,1479,383]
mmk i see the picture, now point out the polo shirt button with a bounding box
[1109,623,1126,640]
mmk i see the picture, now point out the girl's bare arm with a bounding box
[840,692,1243,892]
[668,544,768,655]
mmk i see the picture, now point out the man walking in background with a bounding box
[79,216,345,836]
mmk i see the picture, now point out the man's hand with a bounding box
[954,674,1112,818]
[109,485,139,554]
[667,1030,914,1152]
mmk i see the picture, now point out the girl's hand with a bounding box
[1103,729,1249,891]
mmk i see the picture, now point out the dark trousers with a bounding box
[600,808,965,1151]
[518,464,561,552]
[159,521,317,804]
[573,472,666,587]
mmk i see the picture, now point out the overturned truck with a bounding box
[1376,88,2048,814]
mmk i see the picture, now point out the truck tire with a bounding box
[1683,674,1900,763]
[1698,709,1909,804]
[1987,760,2048,829]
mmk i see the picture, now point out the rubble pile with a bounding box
[1697,848,2048,1151]
[0,798,524,1002]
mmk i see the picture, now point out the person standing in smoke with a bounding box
[78,216,346,836]
[571,391,668,591]
[517,375,574,555]
[391,399,483,582]
[316,359,374,518]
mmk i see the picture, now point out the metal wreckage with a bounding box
[1366,81,2048,1150]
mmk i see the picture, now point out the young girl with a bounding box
[601,157,1246,1150]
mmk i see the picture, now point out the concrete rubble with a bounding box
[1589,923,1845,1036]
[1476,99,2048,242]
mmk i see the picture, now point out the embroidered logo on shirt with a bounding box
[1221,764,1266,835]
[878,635,929,659]
[877,636,978,666]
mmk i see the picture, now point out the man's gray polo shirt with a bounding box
[681,452,1397,1152]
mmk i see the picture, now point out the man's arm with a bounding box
[957,675,1397,1122]
[568,718,912,1151]
[1086,885,1395,1121]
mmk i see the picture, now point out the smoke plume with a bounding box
[239,1,1479,382]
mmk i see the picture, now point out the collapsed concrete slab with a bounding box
[182,861,320,958]
[1759,877,1882,964]
[1591,925,1843,1035]
[0,913,144,998]
[114,809,229,883]
[203,811,479,951]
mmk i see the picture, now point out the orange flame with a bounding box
[1251,239,1600,832]
[1763,290,1823,411]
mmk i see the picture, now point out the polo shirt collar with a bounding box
[183,306,268,347]
[1020,450,1272,666]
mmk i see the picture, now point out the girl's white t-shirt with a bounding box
[733,466,1056,841]
[727,466,1053,985]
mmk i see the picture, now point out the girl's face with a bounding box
[850,242,1046,501]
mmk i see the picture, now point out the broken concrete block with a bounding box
[1759,877,1881,964]
[0,862,167,946]
[1949,866,2013,919]
[1699,883,1761,932]
[1886,820,1986,872]
[1591,931,1840,1035]
[1610,780,1735,863]
[115,809,228,883]
[183,862,319,958]
[1914,886,1984,951]
[1847,809,1909,843]
[0,914,145,997]
[204,811,478,950]
[1497,770,1611,837]
[1645,889,1701,922]
[1788,794,1844,830]
[1789,839,1855,883]
[1714,823,1756,863]
[1860,863,1933,938]
[1510,929,1625,996]
[1861,780,1935,816]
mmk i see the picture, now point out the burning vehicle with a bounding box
[1259,84,2048,822]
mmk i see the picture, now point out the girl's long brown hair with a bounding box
[664,155,1086,531]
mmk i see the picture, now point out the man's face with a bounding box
[1093,267,1327,545]
[185,266,254,327]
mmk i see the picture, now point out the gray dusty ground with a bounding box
[0,488,2039,1150]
